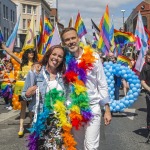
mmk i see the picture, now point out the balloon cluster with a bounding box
[103,61,141,112]
[11,52,23,78]
[12,94,21,110]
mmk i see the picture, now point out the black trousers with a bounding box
[146,93,150,128]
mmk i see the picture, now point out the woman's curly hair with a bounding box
[21,49,38,69]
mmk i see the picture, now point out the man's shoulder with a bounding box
[143,63,150,71]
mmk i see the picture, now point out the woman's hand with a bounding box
[25,85,37,98]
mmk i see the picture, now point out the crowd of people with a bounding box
[0,27,150,149]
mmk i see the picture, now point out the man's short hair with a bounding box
[61,27,77,41]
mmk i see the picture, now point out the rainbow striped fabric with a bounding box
[97,5,110,54]
[114,29,136,45]
[117,55,132,68]
[75,12,87,38]
[43,17,53,44]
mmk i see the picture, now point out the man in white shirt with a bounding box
[61,27,112,150]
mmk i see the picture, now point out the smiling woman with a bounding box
[21,45,76,150]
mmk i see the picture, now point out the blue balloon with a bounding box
[104,63,140,112]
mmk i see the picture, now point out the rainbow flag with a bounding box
[43,17,53,44]
[75,12,87,38]
[0,28,4,43]
[114,29,136,45]
[37,17,43,54]
[109,18,115,52]
[117,55,132,68]
[100,5,111,50]
[97,5,110,54]
[144,27,150,46]
[42,32,53,55]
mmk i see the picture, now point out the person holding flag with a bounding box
[1,14,39,137]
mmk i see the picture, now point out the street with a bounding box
[0,92,150,150]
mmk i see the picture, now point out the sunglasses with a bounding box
[28,49,34,53]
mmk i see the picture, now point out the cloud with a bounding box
[58,0,142,39]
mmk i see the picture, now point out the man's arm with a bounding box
[141,80,150,92]
[104,104,112,125]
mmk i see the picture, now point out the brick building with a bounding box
[125,0,150,33]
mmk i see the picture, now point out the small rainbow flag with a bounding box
[117,55,132,68]
[43,17,53,44]
[114,29,136,45]
[75,12,87,38]
[0,28,4,43]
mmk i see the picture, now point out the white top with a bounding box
[46,80,63,93]
[75,50,110,106]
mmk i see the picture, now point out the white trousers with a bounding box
[72,104,101,150]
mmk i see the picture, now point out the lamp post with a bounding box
[121,10,125,31]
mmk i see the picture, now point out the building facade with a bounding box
[0,0,16,42]
[125,0,150,33]
[11,0,51,48]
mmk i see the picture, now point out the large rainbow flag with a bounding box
[101,5,110,50]
[74,12,87,38]
[114,29,136,45]
[43,17,53,44]
[97,5,110,54]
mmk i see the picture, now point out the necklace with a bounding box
[64,45,96,129]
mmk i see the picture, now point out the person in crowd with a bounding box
[22,45,67,149]
[107,52,121,100]
[1,43,38,137]
[140,49,150,132]
[61,27,111,150]
[0,60,15,110]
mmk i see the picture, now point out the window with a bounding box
[11,10,13,21]
[22,4,26,13]
[27,5,31,14]
[27,19,31,27]
[4,27,6,41]
[35,20,36,27]
[142,16,147,28]
[7,28,9,40]
[33,6,36,14]
[3,5,5,18]
[6,7,8,19]
[23,19,26,29]
[13,11,15,22]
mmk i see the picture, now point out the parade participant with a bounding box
[1,43,38,137]
[61,27,111,150]
[22,45,71,149]
[140,49,150,131]
[0,60,15,110]
[107,52,121,100]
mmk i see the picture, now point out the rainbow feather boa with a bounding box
[64,45,96,129]
[28,89,76,150]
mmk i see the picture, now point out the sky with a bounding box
[58,0,143,39]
